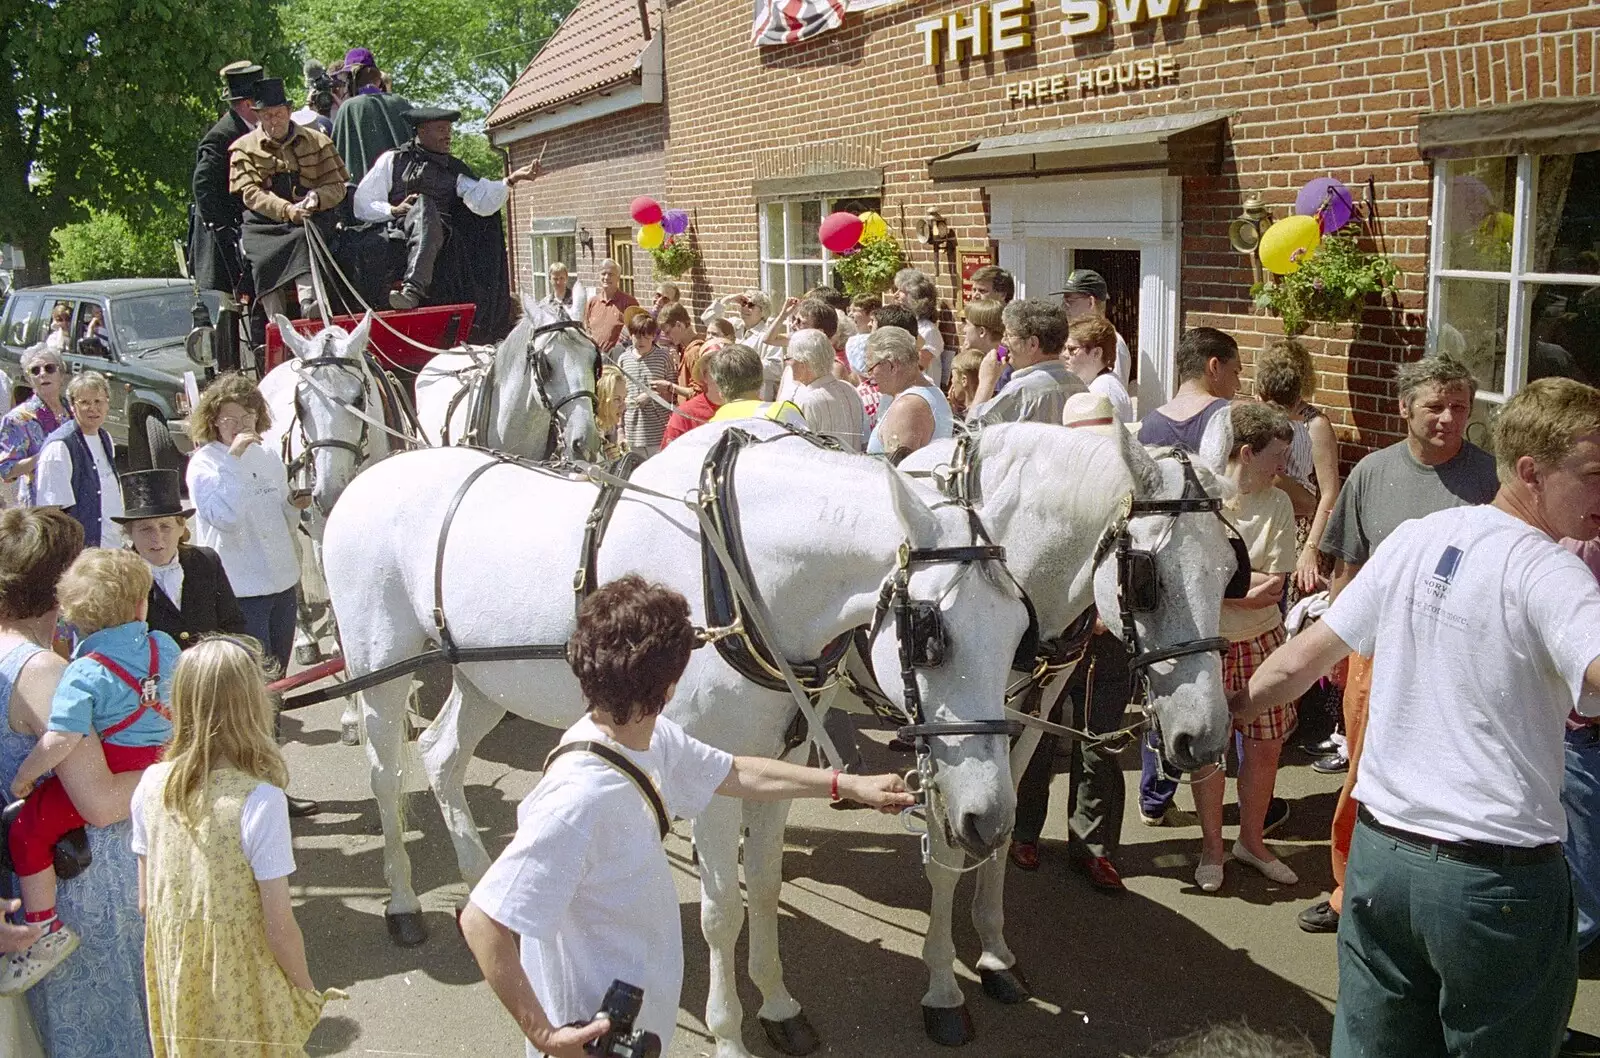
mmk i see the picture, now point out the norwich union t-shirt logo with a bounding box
[1424,545,1464,600]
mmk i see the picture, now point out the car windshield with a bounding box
[110,291,223,352]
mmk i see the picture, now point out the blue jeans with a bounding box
[238,587,298,676]
[1139,733,1179,818]
[1563,725,1600,950]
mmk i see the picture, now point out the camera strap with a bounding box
[545,741,671,842]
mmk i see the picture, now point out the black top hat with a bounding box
[113,471,195,524]
[403,106,462,126]
[1053,269,1110,301]
[249,77,290,109]
[221,60,262,103]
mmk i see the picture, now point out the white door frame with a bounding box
[988,175,1181,413]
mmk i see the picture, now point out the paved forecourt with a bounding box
[280,689,1600,1057]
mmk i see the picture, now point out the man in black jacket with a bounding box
[188,61,260,297]
[113,470,247,649]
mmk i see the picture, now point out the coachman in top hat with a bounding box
[188,61,261,298]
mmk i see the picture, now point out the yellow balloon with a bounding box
[1259,214,1322,275]
[1481,211,1514,242]
[638,223,666,250]
[859,211,888,243]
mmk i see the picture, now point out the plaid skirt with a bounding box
[1225,624,1295,741]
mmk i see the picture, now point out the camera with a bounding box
[584,980,661,1058]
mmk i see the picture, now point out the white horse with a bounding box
[679,421,1240,1054]
[413,293,599,462]
[320,424,1034,969]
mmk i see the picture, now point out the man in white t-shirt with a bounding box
[460,576,913,1058]
[1232,377,1600,1057]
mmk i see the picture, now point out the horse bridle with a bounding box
[868,541,1025,746]
[1091,447,1243,682]
[526,318,601,458]
[287,348,370,492]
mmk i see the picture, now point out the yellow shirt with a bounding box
[1219,484,1297,642]
[710,399,806,428]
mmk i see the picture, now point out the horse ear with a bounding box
[519,289,541,324]
[1196,403,1234,476]
[275,315,313,359]
[343,312,374,358]
[570,281,589,322]
[886,466,940,548]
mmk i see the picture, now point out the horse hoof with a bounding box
[341,721,361,746]
[979,966,1031,1005]
[294,643,324,666]
[760,1012,820,1055]
[385,911,428,947]
[922,1004,974,1047]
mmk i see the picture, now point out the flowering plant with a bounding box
[832,230,905,296]
[648,236,700,278]
[1251,234,1399,335]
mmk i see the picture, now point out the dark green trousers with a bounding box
[1333,816,1577,1058]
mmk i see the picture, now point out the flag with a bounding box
[751,0,905,46]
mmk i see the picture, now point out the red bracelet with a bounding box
[830,769,841,802]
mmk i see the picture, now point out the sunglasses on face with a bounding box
[28,364,58,377]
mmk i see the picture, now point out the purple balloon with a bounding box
[661,209,689,237]
[1296,177,1354,234]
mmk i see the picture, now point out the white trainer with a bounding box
[0,924,79,995]
[1232,841,1300,885]
[1195,859,1225,893]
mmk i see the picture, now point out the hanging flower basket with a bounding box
[648,236,700,278]
[1251,234,1399,336]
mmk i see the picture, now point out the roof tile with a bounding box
[486,0,659,129]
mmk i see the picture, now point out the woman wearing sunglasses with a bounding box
[0,347,72,505]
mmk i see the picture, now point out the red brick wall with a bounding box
[660,0,1600,453]
[501,103,667,296]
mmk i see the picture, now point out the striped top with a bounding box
[793,377,868,451]
[228,124,349,223]
[617,342,677,452]
[1284,402,1326,492]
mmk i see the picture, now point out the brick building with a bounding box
[496,0,1600,454]
[487,0,665,303]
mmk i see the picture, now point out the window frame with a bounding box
[605,228,637,297]
[1427,152,1597,405]
[526,222,578,304]
[757,195,881,302]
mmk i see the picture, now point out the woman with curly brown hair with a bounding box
[184,374,309,676]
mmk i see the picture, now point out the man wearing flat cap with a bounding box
[353,107,538,310]
[228,76,350,320]
[187,62,260,298]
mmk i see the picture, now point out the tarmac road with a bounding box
[278,692,1600,1057]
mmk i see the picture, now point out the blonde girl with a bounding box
[130,637,337,1057]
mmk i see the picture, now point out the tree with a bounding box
[281,0,575,122]
[0,1,290,286]
[52,208,186,283]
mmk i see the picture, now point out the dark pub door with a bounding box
[1069,248,1140,383]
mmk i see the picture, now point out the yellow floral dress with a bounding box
[141,765,336,1057]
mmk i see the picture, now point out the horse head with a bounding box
[1093,414,1234,773]
[867,464,1032,861]
[490,294,599,462]
[273,312,373,517]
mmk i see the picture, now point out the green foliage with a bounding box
[647,237,699,278]
[282,0,576,117]
[52,209,186,283]
[832,233,905,297]
[0,0,290,280]
[1251,234,1400,336]
[454,131,505,179]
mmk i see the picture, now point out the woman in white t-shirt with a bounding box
[1062,316,1134,424]
[461,576,914,1058]
[185,375,311,675]
[131,637,338,1054]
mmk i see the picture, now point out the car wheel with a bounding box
[141,414,184,475]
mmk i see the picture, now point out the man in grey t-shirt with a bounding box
[1300,355,1500,936]
[968,298,1085,426]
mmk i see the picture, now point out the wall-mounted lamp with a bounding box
[1228,192,1270,254]
[578,226,595,260]
[917,208,957,272]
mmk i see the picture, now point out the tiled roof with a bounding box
[486,0,659,129]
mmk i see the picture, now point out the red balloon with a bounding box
[819,211,864,254]
[630,197,663,225]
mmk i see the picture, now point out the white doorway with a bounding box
[988,175,1181,413]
